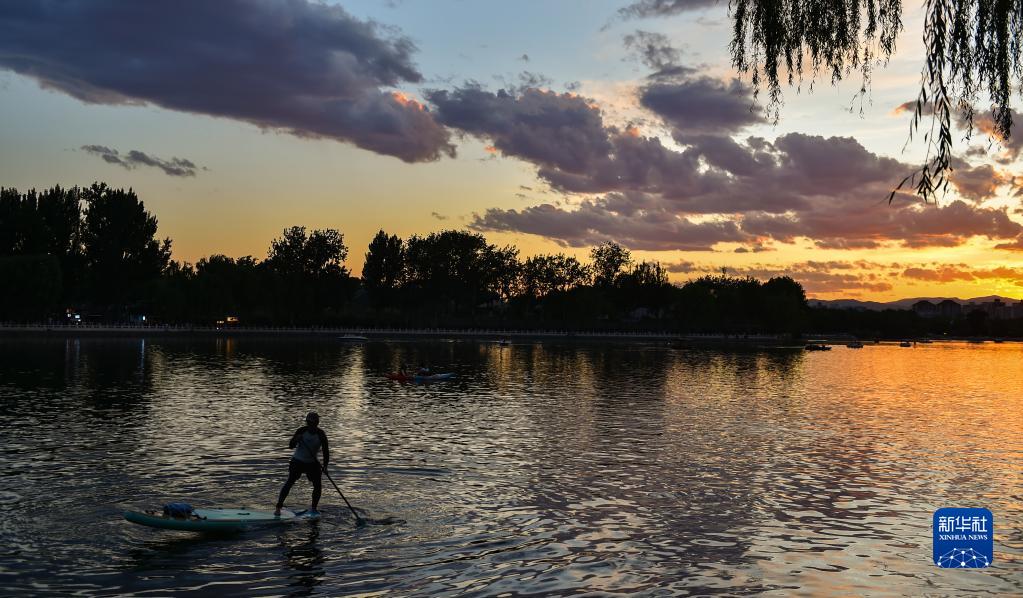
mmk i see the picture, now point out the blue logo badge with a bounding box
[933,508,993,568]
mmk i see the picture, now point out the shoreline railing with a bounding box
[0,322,788,341]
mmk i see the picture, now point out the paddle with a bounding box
[320,461,365,527]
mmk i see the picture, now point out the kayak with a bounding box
[124,508,320,532]
[386,372,456,382]
[415,372,455,382]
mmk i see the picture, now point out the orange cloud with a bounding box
[995,235,1023,251]
[902,266,975,283]
[902,264,1023,286]
[390,91,426,111]
[665,259,902,295]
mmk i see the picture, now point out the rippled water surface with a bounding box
[1,337,1021,596]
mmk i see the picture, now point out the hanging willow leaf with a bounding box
[728,0,1023,203]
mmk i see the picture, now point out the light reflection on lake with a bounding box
[0,337,1020,595]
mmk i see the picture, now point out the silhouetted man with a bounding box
[275,411,329,516]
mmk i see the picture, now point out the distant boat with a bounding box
[899,341,912,347]
[386,371,455,383]
[917,338,933,344]
[993,338,1005,344]
[338,334,368,341]
[414,372,456,382]
[805,343,831,351]
[846,341,864,348]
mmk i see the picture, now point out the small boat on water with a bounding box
[414,372,456,382]
[846,341,864,348]
[386,372,456,383]
[899,341,912,347]
[805,343,831,351]
[339,334,368,341]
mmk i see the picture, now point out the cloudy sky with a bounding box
[1,0,1021,300]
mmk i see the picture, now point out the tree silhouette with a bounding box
[728,0,1022,201]
[405,230,496,316]
[16,182,979,336]
[0,254,61,320]
[266,226,348,278]
[193,254,261,321]
[265,226,350,323]
[486,245,523,303]
[522,253,590,298]
[362,230,405,305]
[590,241,632,287]
[80,183,170,313]
[0,186,83,303]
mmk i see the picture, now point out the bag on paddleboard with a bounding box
[163,502,194,518]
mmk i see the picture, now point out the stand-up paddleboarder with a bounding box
[274,411,329,516]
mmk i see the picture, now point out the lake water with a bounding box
[0,337,1020,596]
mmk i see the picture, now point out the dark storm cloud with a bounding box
[665,260,699,273]
[432,82,1022,251]
[948,160,1008,202]
[81,145,202,177]
[668,259,1023,293]
[623,30,694,79]
[470,198,747,250]
[896,101,1020,164]
[640,77,763,136]
[617,0,723,19]
[428,86,613,174]
[518,71,554,89]
[973,109,1023,163]
[428,85,720,197]
[742,199,1022,249]
[0,0,453,162]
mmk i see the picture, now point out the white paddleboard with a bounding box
[124,507,320,532]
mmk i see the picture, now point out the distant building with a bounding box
[981,299,1008,320]
[937,299,962,318]
[912,300,939,318]
[967,299,1013,320]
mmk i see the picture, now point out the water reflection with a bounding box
[0,338,1020,595]
[279,524,326,593]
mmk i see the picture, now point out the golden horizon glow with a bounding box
[0,2,1020,303]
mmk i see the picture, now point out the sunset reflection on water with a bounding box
[0,337,1020,595]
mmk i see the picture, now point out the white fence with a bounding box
[0,322,786,342]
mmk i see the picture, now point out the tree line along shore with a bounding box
[2,183,1021,339]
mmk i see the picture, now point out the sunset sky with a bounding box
[1,0,1021,300]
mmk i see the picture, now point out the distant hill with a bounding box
[809,295,1021,311]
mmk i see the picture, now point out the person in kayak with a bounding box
[274,411,329,516]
